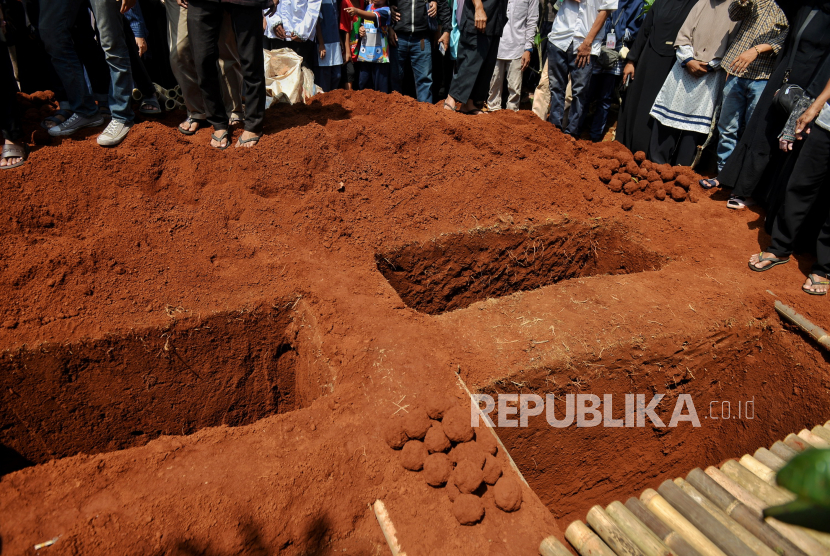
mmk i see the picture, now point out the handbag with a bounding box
[425,0,439,32]
[598,47,620,69]
[772,9,818,115]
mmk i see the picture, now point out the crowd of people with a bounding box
[1,0,829,294]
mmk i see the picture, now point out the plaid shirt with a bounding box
[722,0,789,80]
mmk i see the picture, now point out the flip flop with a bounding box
[0,143,28,169]
[229,115,244,125]
[211,130,230,150]
[139,99,162,116]
[748,252,789,272]
[699,178,719,189]
[179,117,207,136]
[40,109,73,130]
[236,134,261,147]
[802,274,830,296]
[442,102,455,111]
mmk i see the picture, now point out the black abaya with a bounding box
[719,3,830,204]
[616,0,698,153]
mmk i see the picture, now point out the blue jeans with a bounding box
[394,32,434,103]
[315,66,342,92]
[547,41,592,136]
[716,75,766,172]
[358,63,391,93]
[579,72,619,141]
[41,0,134,123]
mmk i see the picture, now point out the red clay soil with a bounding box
[0,89,828,556]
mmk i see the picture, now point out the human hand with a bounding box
[319,45,326,58]
[729,47,758,75]
[520,50,531,71]
[439,31,449,52]
[345,6,358,16]
[264,1,279,17]
[177,0,188,7]
[795,104,821,139]
[121,0,136,13]
[135,37,148,56]
[474,6,487,31]
[779,138,794,151]
[623,61,635,82]
[575,40,591,68]
[685,59,708,77]
[274,23,286,39]
[359,25,366,37]
[428,1,437,16]
[388,27,397,46]
[391,6,401,21]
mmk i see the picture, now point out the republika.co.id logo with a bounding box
[470,393,755,428]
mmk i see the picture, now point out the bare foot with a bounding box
[235,130,261,149]
[179,118,203,134]
[444,96,457,111]
[803,274,830,295]
[0,140,23,168]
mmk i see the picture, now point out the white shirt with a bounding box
[497,0,540,60]
[264,0,322,42]
[548,0,618,56]
[816,102,830,133]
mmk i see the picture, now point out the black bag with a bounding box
[773,9,818,115]
[598,47,620,69]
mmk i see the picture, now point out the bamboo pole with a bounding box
[607,501,677,556]
[625,498,703,556]
[769,441,799,461]
[588,505,647,556]
[753,448,786,472]
[720,461,794,506]
[774,301,830,350]
[540,536,573,556]
[675,478,779,556]
[657,481,756,556]
[797,429,830,449]
[686,469,807,556]
[739,455,777,485]
[566,520,617,556]
[705,467,765,516]
[641,489,728,556]
[373,500,407,556]
[811,425,830,444]
[783,433,811,453]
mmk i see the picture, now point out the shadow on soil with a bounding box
[0,443,33,477]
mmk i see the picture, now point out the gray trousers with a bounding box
[164,1,244,120]
[487,58,522,111]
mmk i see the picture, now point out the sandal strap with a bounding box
[809,274,830,285]
[1,144,25,159]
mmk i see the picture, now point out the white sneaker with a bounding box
[47,112,105,137]
[97,120,133,147]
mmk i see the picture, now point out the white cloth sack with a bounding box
[263,48,316,106]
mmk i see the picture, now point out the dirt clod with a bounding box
[482,454,502,485]
[452,459,484,494]
[424,422,451,453]
[608,179,623,193]
[475,428,498,456]
[442,406,475,443]
[425,395,455,420]
[623,182,639,195]
[633,151,646,163]
[671,187,687,202]
[451,441,486,469]
[598,168,613,183]
[676,175,691,191]
[401,440,428,471]
[493,476,522,512]
[453,494,485,525]
[383,418,408,449]
[423,453,452,486]
[403,407,431,440]
[622,201,634,211]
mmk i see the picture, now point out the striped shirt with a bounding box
[722,0,789,81]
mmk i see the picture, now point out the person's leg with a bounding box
[564,52,591,137]
[217,12,246,123]
[744,78,766,128]
[389,40,402,93]
[505,57,522,111]
[71,4,111,111]
[588,73,617,141]
[447,29,483,106]
[674,130,705,167]
[487,59,506,111]
[715,75,745,174]
[373,63,391,93]
[0,43,25,168]
[227,4,266,144]
[410,33,433,104]
[88,0,134,124]
[165,0,207,129]
[187,0,229,141]
[648,120,677,165]
[546,42,568,128]
[764,126,830,262]
[812,213,830,291]
[39,0,99,118]
[122,18,160,114]
[358,63,372,90]
[470,35,497,105]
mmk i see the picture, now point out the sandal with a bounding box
[139,98,162,116]
[699,178,719,190]
[211,130,230,150]
[803,273,830,296]
[748,252,789,272]
[727,195,755,210]
[443,101,455,111]
[236,134,261,148]
[1,143,28,169]
[179,117,207,136]
[41,109,73,130]
[229,114,244,125]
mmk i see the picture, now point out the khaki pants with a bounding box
[165,1,244,120]
[532,58,549,120]
[487,58,522,111]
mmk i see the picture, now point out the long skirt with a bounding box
[650,61,725,135]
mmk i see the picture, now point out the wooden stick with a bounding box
[657,481,755,556]
[783,433,811,453]
[774,301,830,350]
[373,500,407,556]
[607,501,677,556]
[566,520,617,556]
[769,441,798,461]
[720,461,794,506]
[797,429,830,449]
[811,425,830,444]
[641,489,728,556]
[753,448,786,472]
[739,455,776,485]
[587,505,647,556]
[705,467,765,516]
[540,536,573,556]
[624,498,703,556]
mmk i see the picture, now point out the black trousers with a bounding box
[263,36,317,71]
[768,125,830,277]
[187,0,265,133]
[448,30,499,104]
[0,43,22,142]
[648,120,705,167]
